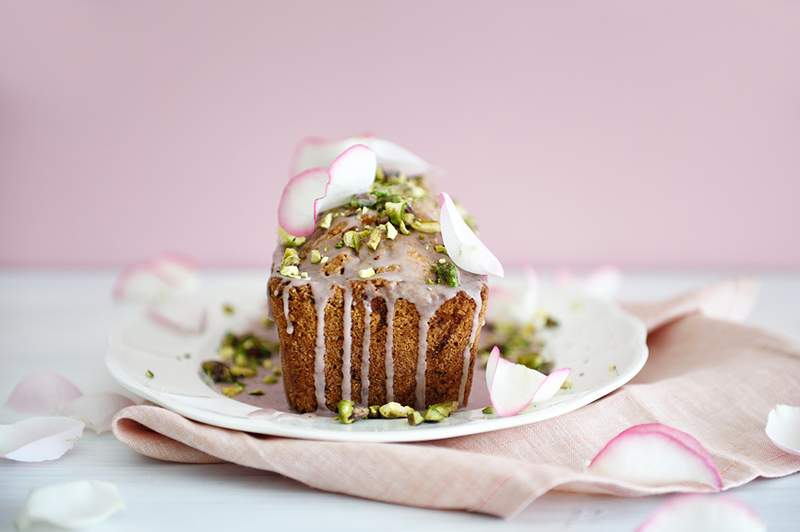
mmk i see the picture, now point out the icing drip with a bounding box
[457,289,483,406]
[384,293,396,403]
[341,286,353,401]
[415,306,434,409]
[360,299,372,405]
[312,284,327,411]
[282,287,293,335]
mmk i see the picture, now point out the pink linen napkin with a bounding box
[112,280,800,518]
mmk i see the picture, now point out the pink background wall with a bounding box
[1,1,798,269]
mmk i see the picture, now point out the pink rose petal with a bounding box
[637,495,765,532]
[765,404,800,456]
[0,417,85,462]
[6,371,83,414]
[113,253,197,303]
[487,269,538,324]
[62,393,135,434]
[278,145,377,236]
[439,192,503,277]
[531,367,571,403]
[588,423,723,489]
[148,302,208,334]
[291,136,432,176]
[16,480,124,530]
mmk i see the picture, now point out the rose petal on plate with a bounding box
[0,417,85,462]
[16,480,124,531]
[292,136,432,176]
[531,367,571,403]
[148,302,208,334]
[439,192,504,277]
[487,347,569,417]
[113,253,197,303]
[485,346,501,391]
[637,495,765,532]
[765,404,800,456]
[62,393,135,434]
[588,423,723,489]
[487,269,538,324]
[6,371,83,414]
[278,145,377,236]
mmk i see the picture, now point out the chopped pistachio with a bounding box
[608,364,618,375]
[545,316,560,328]
[366,227,383,251]
[438,258,446,264]
[384,221,398,240]
[221,382,244,397]
[410,219,440,233]
[434,244,447,254]
[352,406,370,421]
[218,345,235,359]
[343,230,364,250]
[261,359,273,370]
[272,367,282,377]
[379,401,413,419]
[384,201,410,235]
[517,353,543,371]
[282,247,301,267]
[358,267,376,279]
[429,401,458,417]
[319,212,333,230]
[335,240,344,249]
[300,271,309,279]
[145,369,154,379]
[309,249,322,264]
[482,406,495,415]
[336,399,355,424]
[422,406,445,422]
[432,260,459,288]
[230,365,256,378]
[202,360,233,383]
[262,375,279,385]
[409,184,426,199]
[375,166,385,181]
[368,405,381,418]
[222,303,236,315]
[561,378,573,390]
[278,227,306,247]
[248,390,265,396]
[319,256,329,266]
[279,264,301,279]
[407,410,424,426]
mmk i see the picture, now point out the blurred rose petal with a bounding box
[6,371,82,414]
[487,268,539,324]
[556,266,622,300]
[637,495,765,531]
[0,417,84,462]
[765,404,800,456]
[148,302,208,334]
[62,393,135,434]
[113,253,197,303]
[16,480,124,530]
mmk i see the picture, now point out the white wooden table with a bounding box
[1,271,798,531]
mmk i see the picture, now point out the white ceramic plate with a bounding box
[106,280,647,443]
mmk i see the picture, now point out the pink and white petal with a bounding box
[148,302,208,334]
[16,480,124,531]
[292,136,432,176]
[113,254,197,303]
[531,367,571,403]
[0,417,85,462]
[637,495,765,532]
[439,192,504,277]
[583,266,622,299]
[484,346,501,390]
[487,269,538,324]
[6,371,83,414]
[277,167,331,236]
[319,144,377,212]
[62,393,135,434]
[588,423,722,489]
[488,358,544,417]
[765,404,800,456]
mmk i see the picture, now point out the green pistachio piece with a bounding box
[278,227,306,248]
[309,249,322,264]
[384,201,410,235]
[248,390,265,396]
[282,247,301,267]
[434,244,447,254]
[516,353,543,370]
[279,264,301,279]
[222,303,236,315]
[366,227,383,251]
[428,401,458,418]
[545,316,560,328]
[221,383,244,397]
[319,256,329,266]
[352,406,370,421]
[319,212,333,230]
[432,261,459,288]
[411,219,440,233]
[561,378,573,390]
[218,345,235,360]
[261,359,273,370]
[358,267,376,279]
[407,410,424,426]
[229,365,256,378]
[343,230,363,250]
[368,405,381,418]
[336,399,355,424]
[421,406,445,422]
[145,369,154,379]
[202,361,233,383]
[335,240,345,249]
[482,406,495,415]
[385,221,398,240]
[272,367,282,377]
[262,375,279,385]
[375,166,385,181]
[409,184,426,199]
[379,401,412,419]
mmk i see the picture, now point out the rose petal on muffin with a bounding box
[148,302,208,334]
[487,269,538,323]
[588,423,723,489]
[0,417,84,462]
[16,480,124,530]
[765,404,800,456]
[292,136,432,176]
[6,371,83,414]
[279,145,377,236]
[637,495,765,532]
[61,393,135,434]
[439,192,504,277]
[113,253,197,303]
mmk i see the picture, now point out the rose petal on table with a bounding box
[113,253,197,303]
[487,269,538,324]
[6,371,82,414]
[291,135,432,176]
[279,145,377,236]
[16,480,124,530]
[148,302,208,334]
[0,417,84,462]
[439,192,504,277]
[62,393,135,434]
[588,423,722,489]
[765,404,800,456]
[637,494,765,532]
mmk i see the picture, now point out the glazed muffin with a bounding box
[269,166,490,413]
